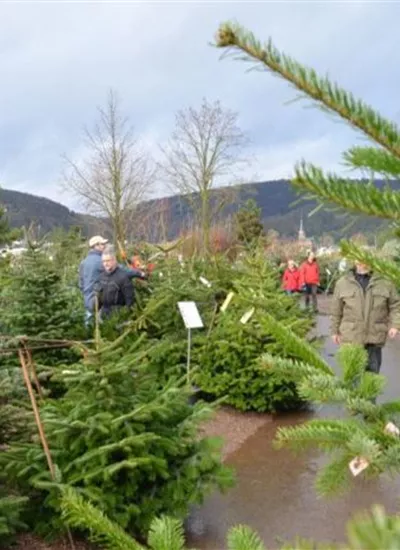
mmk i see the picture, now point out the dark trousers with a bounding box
[365,344,382,374]
[305,284,318,311]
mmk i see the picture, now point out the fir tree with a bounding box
[0,199,20,246]
[235,199,265,247]
[195,249,314,411]
[0,248,85,371]
[1,332,232,537]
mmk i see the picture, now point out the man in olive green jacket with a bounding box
[331,261,400,373]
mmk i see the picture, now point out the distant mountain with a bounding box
[1,180,397,242]
[0,188,105,237]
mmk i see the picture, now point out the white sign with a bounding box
[177,301,204,330]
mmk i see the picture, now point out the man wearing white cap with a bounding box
[79,236,109,321]
[79,235,145,322]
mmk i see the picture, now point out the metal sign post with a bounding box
[177,301,203,387]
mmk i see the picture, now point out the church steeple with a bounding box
[298,215,306,241]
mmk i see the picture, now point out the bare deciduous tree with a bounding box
[63,90,155,247]
[161,98,249,254]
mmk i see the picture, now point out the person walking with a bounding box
[282,260,300,294]
[300,251,320,312]
[95,246,134,319]
[331,260,400,373]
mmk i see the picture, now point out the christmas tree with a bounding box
[1,330,232,538]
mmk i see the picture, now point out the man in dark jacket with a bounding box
[95,247,134,319]
[79,236,145,322]
[331,260,400,373]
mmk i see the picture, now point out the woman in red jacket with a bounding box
[282,260,300,294]
[299,251,320,312]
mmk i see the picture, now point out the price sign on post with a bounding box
[177,302,204,387]
[178,301,204,330]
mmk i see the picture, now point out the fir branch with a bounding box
[215,22,400,157]
[260,353,324,382]
[346,506,400,549]
[147,516,186,550]
[314,453,353,497]
[297,376,349,404]
[340,241,400,285]
[227,524,266,550]
[293,162,400,221]
[274,419,362,452]
[344,146,400,178]
[60,487,143,550]
[65,433,163,471]
[260,313,333,375]
[337,345,367,386]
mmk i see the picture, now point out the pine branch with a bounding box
[340,241,400,285]
[293,162,400,221]
[344,147,400,178]
[60,487,143,550]
[215,22,400,157]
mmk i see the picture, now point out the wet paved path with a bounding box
[186,305,400,549]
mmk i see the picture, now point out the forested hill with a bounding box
[1,179,398,241]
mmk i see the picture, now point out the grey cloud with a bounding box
[0,2,399,207]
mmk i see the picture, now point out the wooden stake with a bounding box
[23,345,44,401]
[18,349,76,549]
[19,349,55,478]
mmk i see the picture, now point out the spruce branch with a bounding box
[215,22,400,157]
[293,162,400,221]
[344,146,400,178]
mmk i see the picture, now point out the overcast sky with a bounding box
[1,1,399,212]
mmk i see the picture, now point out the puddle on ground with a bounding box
[186,309,400,549]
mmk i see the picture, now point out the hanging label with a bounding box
[199,276,211,288]
[348,457,369,477]
[240,307,255,324]
[220,292,234,312]
[384,422,400,436]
